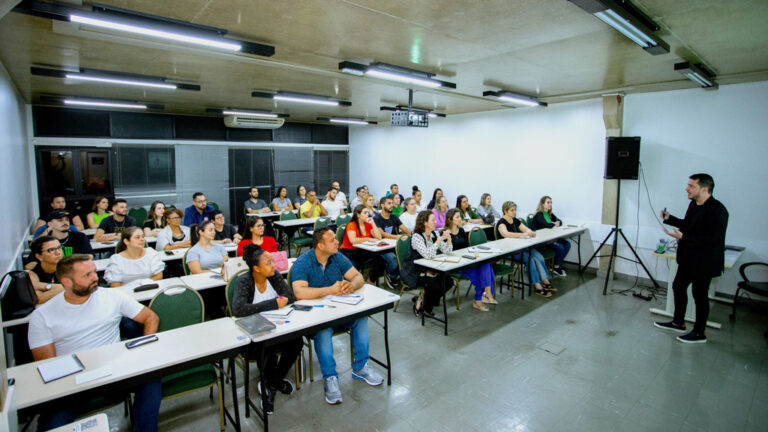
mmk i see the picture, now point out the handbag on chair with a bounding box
[1,270,38,319]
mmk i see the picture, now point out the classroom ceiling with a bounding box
[1,0,767,123]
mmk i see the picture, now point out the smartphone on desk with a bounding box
[164,251,174,256]
[292,304,313,312]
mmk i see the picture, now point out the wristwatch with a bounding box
[45,283,53,291]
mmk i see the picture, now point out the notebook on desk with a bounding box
[37,354,84,383]
[330,294,364,305]
[235,314,276,336]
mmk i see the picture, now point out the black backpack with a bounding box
[1,270,38,319]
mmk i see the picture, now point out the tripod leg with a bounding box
[617,229,661,288]
[581,229,614,273]
[602,229,620,295]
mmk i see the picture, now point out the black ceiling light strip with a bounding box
[31,66,201,91]
[339,61,456,89]
[674,62,718,90]
[252,91,352,107]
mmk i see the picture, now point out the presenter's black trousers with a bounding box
[672,265,713,334]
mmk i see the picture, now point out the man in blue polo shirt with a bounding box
[183,192,214,226]
[291,227,383,405]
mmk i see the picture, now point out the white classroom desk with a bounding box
[246,210,297,218]
[90,236,157,252]
[273,216,323,229]
[649,245,745,329]
[462,223,493,232]
[7,318,250,410]
[246,284,397,431]
[354,238,397,252]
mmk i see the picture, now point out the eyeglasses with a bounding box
[195,200,207,204]
[167,216,181,220]
[255,224,265,228]
[45,245,63,254]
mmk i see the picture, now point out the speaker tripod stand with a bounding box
[580,179,661,295]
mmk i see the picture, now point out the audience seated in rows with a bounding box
[211,210,241,244]
[411,186,426,211]
[155,208,191,251]
[143,201,166,238]
[362,193,377,215]
[185,192,215,226]
[340,205,386,286]
[384,183,405,204]
[300,190,328,219]
[291,227,384,405]
[532,195,570,277]
[372,197,408,287]
[293,185,308,210]
[232,244,302,414]
[105,227,164,287]
[456,195,483,224]
[401,211,454,316]
[444,209,497,311]
[391,194,403,216]
[86,196,112,229]
[31,211,93,259]
[245,187,270,215]
[95,199,136,242]
[33,195,85,234]
[349,186,365,209]
[321,187,346,218]
[427,188,443,210]
[27,254,161,432]
[27,235,64,304]
[331,181,348,207]
[496,201,555,297]
[271,186,293,212]
[432,196,449,229]
[476,193,500,221]
[185,221,229,274]
[237,216,278,256]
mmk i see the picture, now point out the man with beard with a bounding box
[94,199,136,241]
[27,254,161,431]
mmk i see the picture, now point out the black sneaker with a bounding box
[258,384,275,414]
[653,321,687,334]
[677,331,707,344]
[385,274,398,289]
[273,379,295,395]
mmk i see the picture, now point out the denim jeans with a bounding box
[380,252,399,279]
[512,249,550,285]
[312,317,369,379]
[37,380,161,432]
[551,239,571,266]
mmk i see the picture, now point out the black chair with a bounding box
[731,262,768,321]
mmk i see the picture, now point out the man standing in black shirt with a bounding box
[654,173,728,344]
[94,199,136,241]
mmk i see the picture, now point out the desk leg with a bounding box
[221,357,241,432]
[368,311,393,386]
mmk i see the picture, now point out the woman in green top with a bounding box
[86,196,111,229]
[456,195,483,224]
[531,195,571,277]
[391,193,404,217]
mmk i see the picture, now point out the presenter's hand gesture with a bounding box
[660,210,670,221]
[663,228,682,240]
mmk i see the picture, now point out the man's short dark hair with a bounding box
[380,196,392,207]
[210,209,223,219]
[249,187,258,193]
[356,186,364,194]
[50,195,64,203]
[328,186,336,193]
[31,235,57,258]
[312,226,333,249]
[56,254,92,281]
[390,183,398,189]
[690,173,715,193]
[193,192,205,200]
[113,198,127,206]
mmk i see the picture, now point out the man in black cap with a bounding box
[26,211,93,270]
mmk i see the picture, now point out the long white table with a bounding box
[90,236,157,252]
[354,238,397,252]
[649,245,745,329]
[245,285,397,431]
[8,318,250,430]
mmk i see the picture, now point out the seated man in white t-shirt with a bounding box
[321,187,347,219]
[27,254,162,432]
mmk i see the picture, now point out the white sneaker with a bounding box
[351,363,384,386]
[324,376,343,404]
[552,267,567,277]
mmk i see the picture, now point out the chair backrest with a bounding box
[280,211,297,221]
[128,207,147,227]
[335,224,347,244]
[469,227,488,246]
[209,202,219,211]
[286,266,293,288]
[336,214,351,227]
[395,235,411,270]
[523,214,534,229]
[182,248,191,275]
[494,222,501,240]
[314,217,331,230]
[225,270,249,316]
[149,285,205,332]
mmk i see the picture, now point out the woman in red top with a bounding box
[237,216,278,256]
[341,205,385,285]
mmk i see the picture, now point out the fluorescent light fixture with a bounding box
[427,113,438,118]
[222,110,278,118]
[568,0,669,55]
[483,90,546,107]
[339,61,456,89]
[274,95,339,106]
[365,69,442,88]
[64,99,147,109]
[69,14,242,51]
[64,73,177,89]
[318,116,376,125]
[674,62,718,89]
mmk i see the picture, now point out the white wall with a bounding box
[0,61,33,277]
[350,81,768,293]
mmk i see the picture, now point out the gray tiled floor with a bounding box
[97,271,768,431]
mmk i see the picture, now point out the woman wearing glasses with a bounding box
[155,208,191,251]
[237,216,279,256]
[27,235,64,303]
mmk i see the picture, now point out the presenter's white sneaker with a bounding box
[324,376,343,404]
[351,363,384,386]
